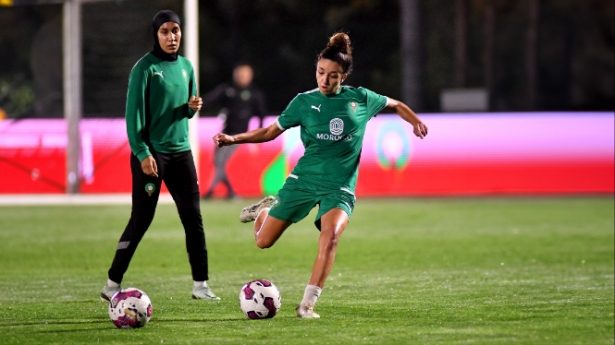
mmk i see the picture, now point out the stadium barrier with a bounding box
[0,113,613,196]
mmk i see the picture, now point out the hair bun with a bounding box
[327,32,352,55]
[318,32,354,74]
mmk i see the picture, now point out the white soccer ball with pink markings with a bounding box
[108,287,153,328]
[239,279,281,319]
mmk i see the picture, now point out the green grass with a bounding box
[0,196,613,344]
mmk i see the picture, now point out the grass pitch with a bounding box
[0,196,613,344]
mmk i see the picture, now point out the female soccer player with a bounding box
[101,10,220,302]
[212,32,428,318]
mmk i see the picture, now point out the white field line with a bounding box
[0,194,175,206]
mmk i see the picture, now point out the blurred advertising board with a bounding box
[0,113,613,195]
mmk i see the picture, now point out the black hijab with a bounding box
[151,10,181,61]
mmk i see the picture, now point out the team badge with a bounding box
[330,118,344,135]
[350,102,357,112]
[182,69,188,82]
[145,183,156,197]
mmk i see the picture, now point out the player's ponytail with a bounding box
[318,32,353,75]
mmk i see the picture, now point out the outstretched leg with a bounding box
[297,208,349,318]
[308,208,348,287]
[103,154,161,301]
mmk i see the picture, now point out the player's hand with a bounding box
[141,156,158,177]
[188,95,202,111]
[212,133,235,147]
[413,123,428,139]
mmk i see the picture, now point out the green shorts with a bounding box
[268,177,356,230]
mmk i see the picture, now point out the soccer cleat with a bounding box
[295,304,320,319]
[192,285,221,301]
[239,196,275,223]
[100,283,121,302]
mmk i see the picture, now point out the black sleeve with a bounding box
[200,84,227,112]
[252,87,267,128]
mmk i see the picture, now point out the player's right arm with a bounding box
[126,65,158,177]
[213,93,302,147]
[126,66,150,160]
[213,122,284,147]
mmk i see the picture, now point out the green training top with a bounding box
[276,85,387,193]
[125,53,198,162]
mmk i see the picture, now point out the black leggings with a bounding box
[108,150,210,283]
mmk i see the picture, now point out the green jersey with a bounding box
[125,53,198,161]
[276,85,387,193]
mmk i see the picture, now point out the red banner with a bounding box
[0,113,613,195]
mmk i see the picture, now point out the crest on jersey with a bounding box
[350,102,357,112]
[330,118,344,135]
[182,69,188,82]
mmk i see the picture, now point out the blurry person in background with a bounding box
[201,64,267,200]
[101,10,220,302]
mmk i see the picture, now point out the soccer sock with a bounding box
[300,285,322,306]
[194,281,208,288]
[107,279,120,288]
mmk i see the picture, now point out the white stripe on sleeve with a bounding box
[385,96,392,107]
[275,118,286,131]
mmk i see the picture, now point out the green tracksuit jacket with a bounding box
[125,53,198,162]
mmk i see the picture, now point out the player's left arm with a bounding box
[384,97,428,139]
[187,65,202,117]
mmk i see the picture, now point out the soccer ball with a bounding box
[239,279,282,319]
[108,287,153,329]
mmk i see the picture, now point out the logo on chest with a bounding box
[329,118,344,135]
[316,118,352,141]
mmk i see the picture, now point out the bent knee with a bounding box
[255,238,274,249]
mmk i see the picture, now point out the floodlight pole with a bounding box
[400,0,422,110]
[184,0,200,177]
[63,0,82,194]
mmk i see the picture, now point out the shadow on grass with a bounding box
[1,316,277,329]
[147,317,253,323]
[36,327,106,334]
[29,318,270,334]
[0,318,108,327]
[1,311,301,334]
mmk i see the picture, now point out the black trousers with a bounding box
[108,150,209,283]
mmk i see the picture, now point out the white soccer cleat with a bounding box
[100,283,121,302]
[239,196,276,223]
[295,304,320,319]
[192,285,221,301]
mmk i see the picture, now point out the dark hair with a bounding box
[317,32,353,75]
